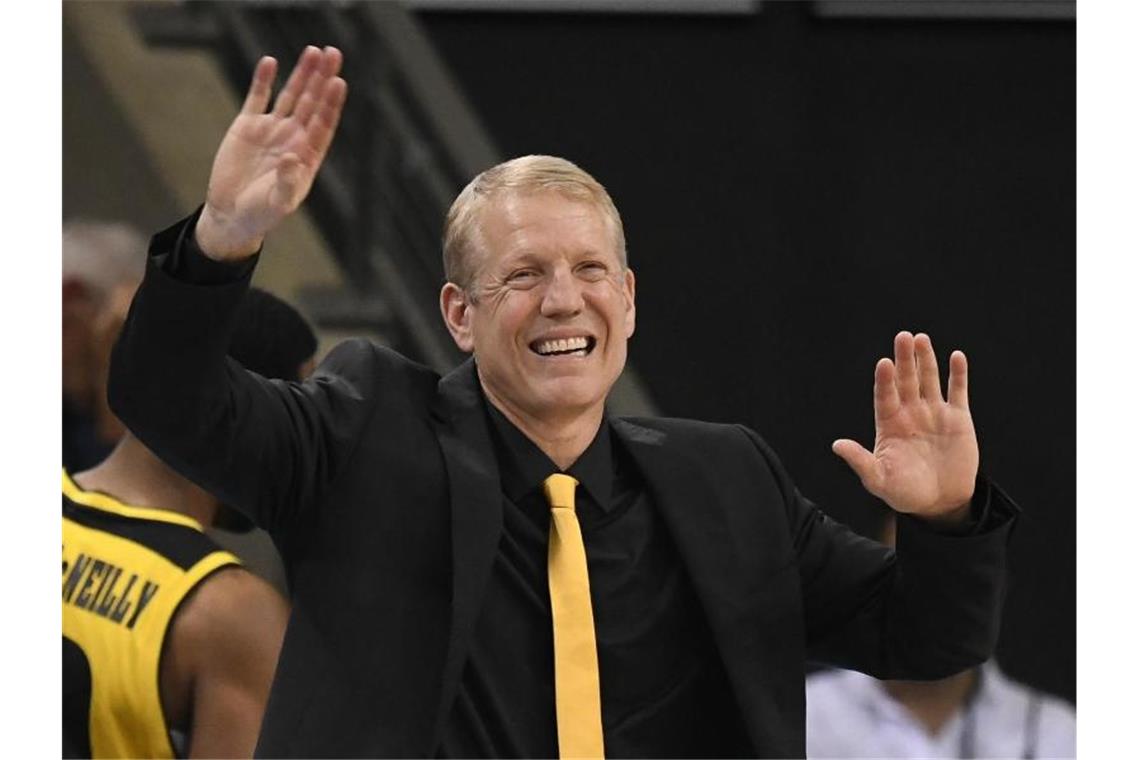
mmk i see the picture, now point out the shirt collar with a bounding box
[483,397,614,512]
[567,421,614,511]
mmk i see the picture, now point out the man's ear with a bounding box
[622,268,637,339]
[440,282,475,353]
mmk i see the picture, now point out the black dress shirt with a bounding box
[438,401,752,758]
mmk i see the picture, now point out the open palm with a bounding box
[832,332,978,521]
[196,46,347,260]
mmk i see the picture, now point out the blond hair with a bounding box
[442,155,626,290]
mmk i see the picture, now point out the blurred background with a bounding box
[63,0,1074,706]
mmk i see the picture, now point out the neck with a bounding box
[72,435,219,529]
[882,668,979,737]
[481,385,604,471]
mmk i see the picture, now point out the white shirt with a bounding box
[805,661,1076,759]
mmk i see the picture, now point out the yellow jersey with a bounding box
[62,471,241,758]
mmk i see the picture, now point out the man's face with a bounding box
[443,190,636,425]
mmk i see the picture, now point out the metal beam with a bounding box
[405,0,761,12]
[813,1,1075,21]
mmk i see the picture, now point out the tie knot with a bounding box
[543,473,579,510]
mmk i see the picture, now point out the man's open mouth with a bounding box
[530,336,596,357]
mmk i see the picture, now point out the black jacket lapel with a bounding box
[611,417,767,754]
[428,360,504,752]
[611,417,755,616]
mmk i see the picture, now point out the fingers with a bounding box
[278,47,345,152]
[914,333,944,402]
[245,46,342,121]
[894,331,920,403]
[831,439,883,495]
[272,45,323,118]
[307,76,348,159]
[292,89,319,126]
[319,45,343,78]
[888,330,967,408]
[241,56,278,115]
[294,46,345,125]
[947,349,969,409]
[238,44,343,126]
[873,356,900,422]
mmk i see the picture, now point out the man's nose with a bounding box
[540,268,585,317]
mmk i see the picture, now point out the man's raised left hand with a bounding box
[832,331,979,526]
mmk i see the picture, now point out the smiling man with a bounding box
[440,169,636,469]
[109,47,1018,759]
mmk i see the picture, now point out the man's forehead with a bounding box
[468,188,620,273]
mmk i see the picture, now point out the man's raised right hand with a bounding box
[195,46,347,261]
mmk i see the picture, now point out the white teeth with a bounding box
[535,336,589,355]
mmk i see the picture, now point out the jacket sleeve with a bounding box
[108,214,378,539]
[741,427,1019,679]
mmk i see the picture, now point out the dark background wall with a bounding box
[419,2,1075,703]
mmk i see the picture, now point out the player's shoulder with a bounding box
[62,482,236,572]
[171,567,288,651]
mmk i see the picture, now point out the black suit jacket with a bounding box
[108,221,1017,758]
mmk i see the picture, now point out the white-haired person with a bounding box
[62,219,148,470]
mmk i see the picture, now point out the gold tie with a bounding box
[544,473,605,759]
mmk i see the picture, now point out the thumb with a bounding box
[831,439,882,493]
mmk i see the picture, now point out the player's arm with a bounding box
[163,568,289,758]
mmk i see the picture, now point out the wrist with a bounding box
[917,500,973,531]
[195,204,263,261]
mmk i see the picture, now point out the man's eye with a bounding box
[507,270,539,284]
[577,263,608,280]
